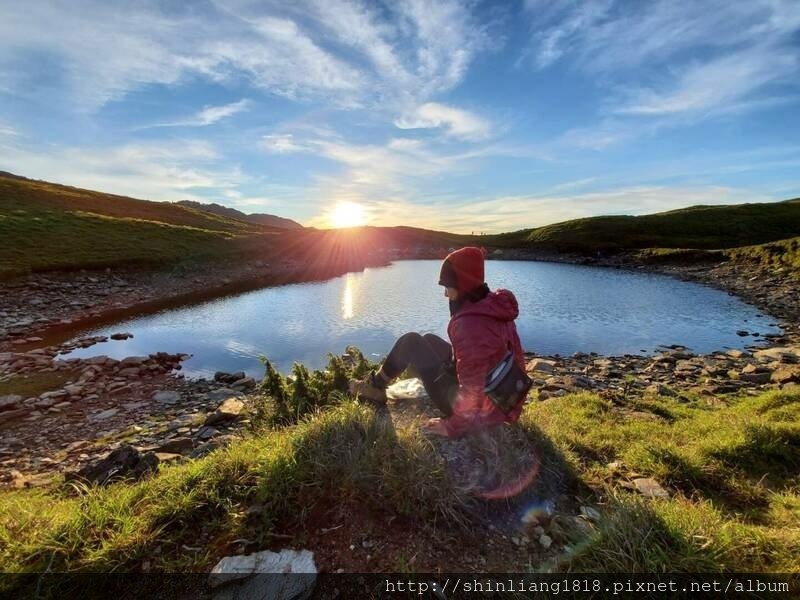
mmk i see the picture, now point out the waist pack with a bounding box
[484,350,533,413]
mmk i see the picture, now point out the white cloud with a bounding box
[522,0,800,120]
[394,0,492,98]
[259,134,310,154]
[0,122,19,141]
[0,137,239,202]
[0,1,491,113]
[395,102,491,140]
[618,48,797,116]
[141,99,252,129]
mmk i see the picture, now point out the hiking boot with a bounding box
[348,371,388,405]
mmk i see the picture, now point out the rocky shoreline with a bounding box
[0,252,798,488]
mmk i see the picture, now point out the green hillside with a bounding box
[637,237,800,276]
[0,174,280,277]
[3,171,799,277]
[482,199,800,253]
[0,174,466,278]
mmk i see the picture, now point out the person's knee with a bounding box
[422,333,450,355]
[398,331,423,347]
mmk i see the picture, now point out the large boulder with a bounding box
[209,549,316,600]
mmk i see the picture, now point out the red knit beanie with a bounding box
[438,247,485,293]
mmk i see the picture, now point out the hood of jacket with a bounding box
[450,288,519,323]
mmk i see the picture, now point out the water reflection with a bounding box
[342,273,356,319]
[59,260,781,378]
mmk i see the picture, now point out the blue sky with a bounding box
[0,0,799,232]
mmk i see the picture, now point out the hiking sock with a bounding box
[371,369,391,389]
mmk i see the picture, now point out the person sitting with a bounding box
[349,246,527,437]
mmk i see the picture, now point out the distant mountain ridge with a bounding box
[176,200,302,230]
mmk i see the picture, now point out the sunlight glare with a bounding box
[329,201,367,228]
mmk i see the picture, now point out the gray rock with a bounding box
[206,388,242,402]
[231,377,257,390]
[110,332,134,340]
[153,390,181,405]
[155,437,194,454]
[0,407,29,423]
[209,549,316,600]
[205,398,245,425]
[214,371,247,384]
[739,371,772,384]
[580,506,602,522]
[772,368,799,384]
[632,477,670,499]
[65,444,159,486]
[196,426,220,440]
[528,359,555,374]
[754,347,800,364]
[0,395,22,411]
[119,356,148,368]
[190,442,220,458]
[89,408,119,422]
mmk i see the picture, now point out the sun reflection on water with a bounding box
[342,273,356,319]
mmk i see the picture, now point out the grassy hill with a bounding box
[176,200,303,230]
[0,173,286,277]
[3,171,799,278]
[482,199,800,253]
[636,237,800,276]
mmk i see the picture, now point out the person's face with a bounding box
[444,286,459,301]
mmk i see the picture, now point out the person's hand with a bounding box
[423,417,449,437]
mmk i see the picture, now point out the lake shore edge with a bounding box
[1,252,799,579]
[0,251,798,487]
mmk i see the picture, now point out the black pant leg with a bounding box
[381,332,457,417]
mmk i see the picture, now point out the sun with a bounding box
[329,201,367,228]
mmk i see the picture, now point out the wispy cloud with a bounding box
[0,122,19,141]
[395,102,491,140]
[522,0,800,125]
[259,134,310,155]
[618,46,798,116]
[258,127,525,216]
[0,137,239,202]
[0,1,491,113]
[140,99,251,129]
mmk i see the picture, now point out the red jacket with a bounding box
[444,288,526,437]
